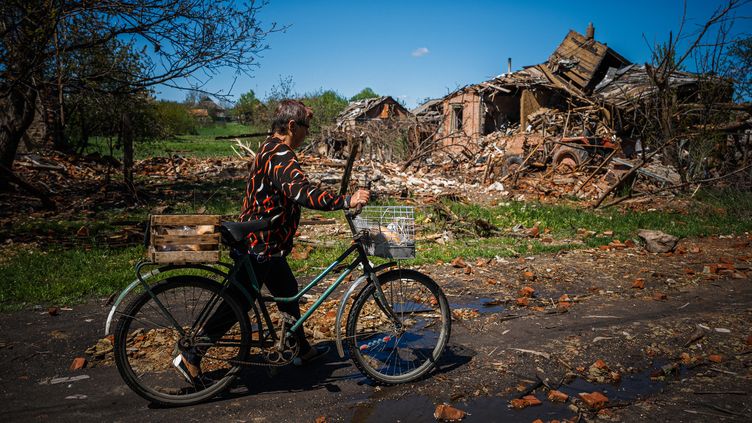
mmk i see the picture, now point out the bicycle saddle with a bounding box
[220,220,270,247]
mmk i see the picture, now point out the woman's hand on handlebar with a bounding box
[348,189,370,209]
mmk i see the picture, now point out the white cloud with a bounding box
[411,47,429,57]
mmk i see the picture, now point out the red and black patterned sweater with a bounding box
[239,137,349,257]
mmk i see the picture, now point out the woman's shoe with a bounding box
[292,345,330,367]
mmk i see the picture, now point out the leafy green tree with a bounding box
[154,101,198,137]
[233,90,264,125]
[350,87,380,102]
[302,90,349,133]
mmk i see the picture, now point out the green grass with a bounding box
[85,123,267,159]
[3,187,752,310]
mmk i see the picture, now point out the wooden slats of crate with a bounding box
[148,215,222,264]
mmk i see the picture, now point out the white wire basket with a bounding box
[352,206,415,259]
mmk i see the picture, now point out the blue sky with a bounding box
[155,0,752,108]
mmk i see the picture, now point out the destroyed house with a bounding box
[547,23,630,96]
[437,24,632,151]
[336,96,410,131]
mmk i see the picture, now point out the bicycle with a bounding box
[106,206,451,406]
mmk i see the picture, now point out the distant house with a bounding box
[317,96,413,161]
[190,96,227,123]
[336,96,410,131]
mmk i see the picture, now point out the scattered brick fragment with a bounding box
[653,292,668,301]
[548,390,568,403]
[624,239,636,248]
[523,271,536,280]
[516,297,529,307]
[522,395,541,406]
[518,286,535,298]
[593,359,608,370]
[631,278,645,289]
[708,354,723,363]
[509,399,528,409]
[450,257,466,268]
[509,395,541,409]
[578,391,609,410]
[434,403,466,421]
[69,357,87,371]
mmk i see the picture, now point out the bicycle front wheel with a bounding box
[113,275,250,406]
[345,269,451,384]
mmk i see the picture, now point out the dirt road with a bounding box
[2,235,750,422]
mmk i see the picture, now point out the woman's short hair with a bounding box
[271,99,311,135]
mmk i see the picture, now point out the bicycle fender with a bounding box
[335,262,396,358]
[105,268,162,335]
[104,263,230,335]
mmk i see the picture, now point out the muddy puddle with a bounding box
[450,297,506,314]
[349,361,681,422]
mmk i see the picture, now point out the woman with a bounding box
[174,99,369,382]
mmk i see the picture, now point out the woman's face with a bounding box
[289,119,309,149]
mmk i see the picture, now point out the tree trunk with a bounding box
[120,111,135,196]
[0,85,38,190]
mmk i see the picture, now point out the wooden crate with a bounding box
[147,215,222,264]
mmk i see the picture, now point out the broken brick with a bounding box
[593,359,609,370]
[653,292,668,301]
[624,239,636,248]
[598,245,610,251]
[522,395,541,406]
[708,354,723,363]
[557,301,572,311]
[314,416,327,423]
[509,399,528,409]
[548,390,568,403]
[578,391,609,409]
[69,357,87,371]
[434,403,466,421]
[451,257,466,268]
[631,278,645,289]
[516,297,529,307]
[518,286,535,298]
[523,271,536,280]
[609,240,626,249]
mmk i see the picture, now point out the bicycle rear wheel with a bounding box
[113,275,250,406]
[345,269,451,384]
